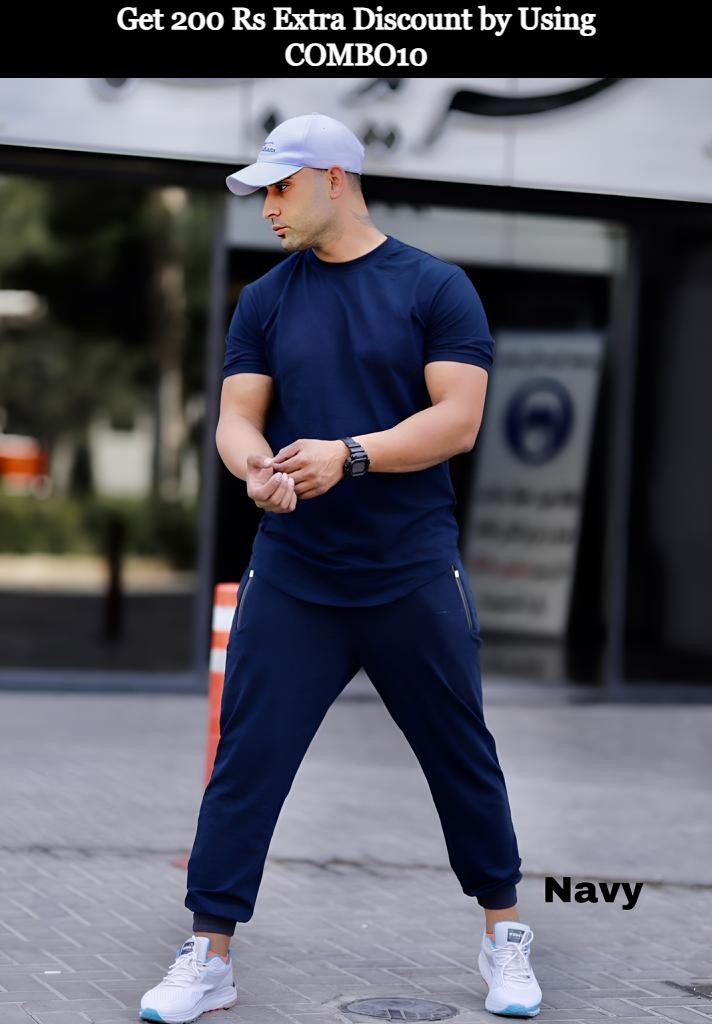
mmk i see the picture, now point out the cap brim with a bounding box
[226,161,304,196]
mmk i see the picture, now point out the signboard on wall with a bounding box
[463,331,604,637]
[1,78,712,204]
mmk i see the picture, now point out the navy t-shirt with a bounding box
[222,234,494,606]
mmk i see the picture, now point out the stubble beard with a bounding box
[281,225,327,254]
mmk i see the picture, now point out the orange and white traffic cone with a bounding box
[171,580,239,871]
[204,582,239,787]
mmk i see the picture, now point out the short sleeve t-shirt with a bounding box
[222,234,494,606]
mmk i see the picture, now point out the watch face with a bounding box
[351,460,368,476]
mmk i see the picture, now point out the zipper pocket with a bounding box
[235,569,254,631]
[452,565,473,632]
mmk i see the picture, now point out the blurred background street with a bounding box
[2,75,712,1024]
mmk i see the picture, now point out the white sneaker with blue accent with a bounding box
[139,935,237,1023]
[478,921,542,1017]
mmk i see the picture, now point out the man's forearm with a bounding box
[216,413,273,482]
[353,401,474,473]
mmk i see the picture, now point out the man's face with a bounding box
[261,167,332,252]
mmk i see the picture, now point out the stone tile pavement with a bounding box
[1,684,711,1024]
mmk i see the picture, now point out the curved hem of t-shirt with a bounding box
[250,554,461,608]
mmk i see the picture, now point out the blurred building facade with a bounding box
[1,78,711,695]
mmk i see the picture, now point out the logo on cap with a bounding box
[261,143,276,153]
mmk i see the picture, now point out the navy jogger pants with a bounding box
[185,555,522,936]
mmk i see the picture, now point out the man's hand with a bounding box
[246,454,297,514]
[270,439,346,500]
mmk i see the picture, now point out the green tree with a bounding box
[0,176,218,500]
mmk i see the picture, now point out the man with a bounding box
[140,112,542,1024]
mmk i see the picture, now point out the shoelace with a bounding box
[161,950,206,987]
[490,926,535,984]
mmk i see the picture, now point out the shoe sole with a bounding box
[139,986,237,1023]
[485,1003,540,1018]
[478,950,541,1018]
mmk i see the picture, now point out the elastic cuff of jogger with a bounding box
[193,912,237,937]
[476,884,518,910]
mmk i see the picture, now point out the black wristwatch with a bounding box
[341,437,370,477]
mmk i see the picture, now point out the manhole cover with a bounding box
[665,982,712,1000]
[343,997,458,1021]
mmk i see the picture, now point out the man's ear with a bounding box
[326,166,348,199]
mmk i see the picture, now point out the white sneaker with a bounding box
[139,935,237,1023]
[478,921,542,1017]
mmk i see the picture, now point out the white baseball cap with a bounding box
[226,112,365,196]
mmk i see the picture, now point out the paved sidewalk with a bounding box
[1,683,711,1024]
